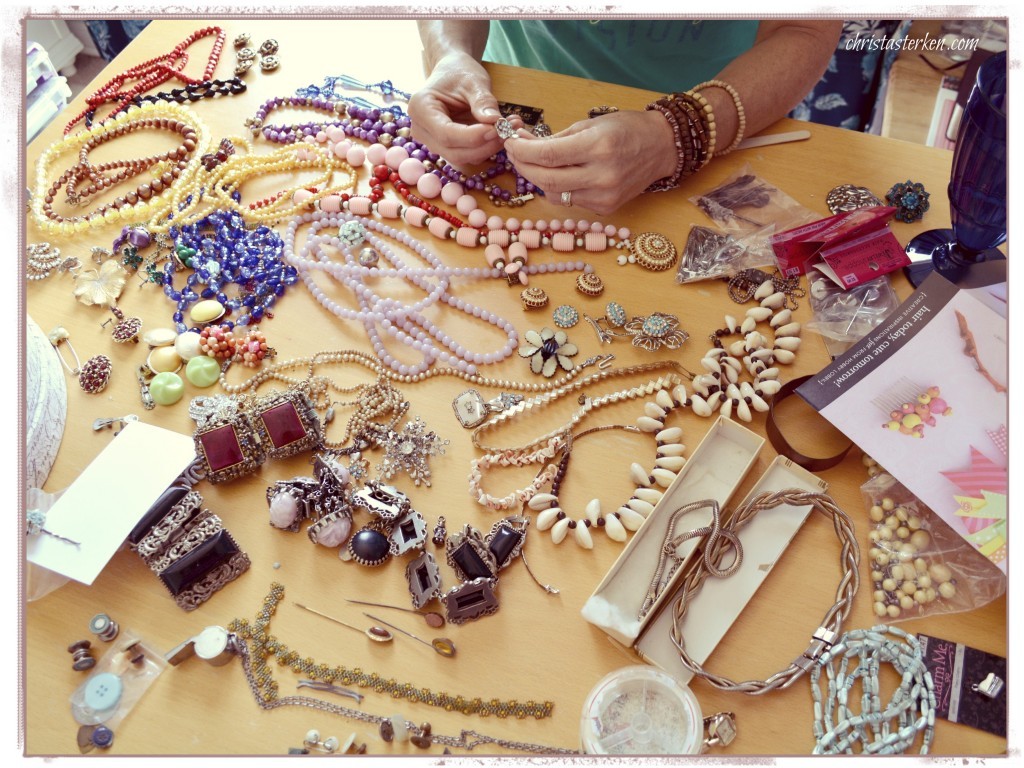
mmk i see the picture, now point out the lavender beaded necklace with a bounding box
[284,210,592,376]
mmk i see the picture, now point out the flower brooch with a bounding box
[885,180,930,223]
[583,302,689,352]
[519,327,578,377]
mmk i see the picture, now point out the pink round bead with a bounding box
[521,219,534,230]
[326,126,345,143]
[398,157,426,185]
[486,215,504,231]
[563,219,576,231]
[366,143,388,165]
[315,131,328,143]
[592,222,604,233]
[618,227,631,240]
[577,219,589,230]
[468,208,488,228]
[535,220,548,232]
[385,145,410,170]
[416,172,443,199]
[440,182,464,205]
[505,218,521,232]
[548,220,561,232]
[346,146,366,166]
[456,195,478,215]
[303,135,317,144]
[604,224,617,237]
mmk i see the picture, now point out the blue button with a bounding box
[83,672,123,712]
[91,725,115,749]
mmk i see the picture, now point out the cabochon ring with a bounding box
[347,524,392,567]
[885,180,930,223]
[575,272,605,297]
[520,286,549,310]
[552,304,579,328]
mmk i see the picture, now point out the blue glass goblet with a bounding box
[904,50,1006,287]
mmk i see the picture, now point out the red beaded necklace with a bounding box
[64,26,226,134]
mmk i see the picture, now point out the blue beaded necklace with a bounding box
[164,209,298,333]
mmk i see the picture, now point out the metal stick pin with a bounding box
[345,599,446,628]
[361,613,456,658]
[293,603,393,643]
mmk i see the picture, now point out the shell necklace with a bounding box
[527,386,689,549]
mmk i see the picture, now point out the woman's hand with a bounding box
[408,52,510,167]
[502,109,676,215]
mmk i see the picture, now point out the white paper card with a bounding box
[26,421,196,585]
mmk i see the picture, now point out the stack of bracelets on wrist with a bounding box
[644,90,716,192]
[692,79,746,155]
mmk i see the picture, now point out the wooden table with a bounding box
[23,18,1006,758]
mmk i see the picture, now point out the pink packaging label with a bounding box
[817,226,909,287]
[770,206,899,278]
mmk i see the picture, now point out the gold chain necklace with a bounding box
[228,583,554,719]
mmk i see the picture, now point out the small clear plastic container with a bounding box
[580,665,703,755]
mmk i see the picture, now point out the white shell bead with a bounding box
[726,383,742,400]
[705,348,728,358]
[750,348,774,361]
[604,514,628,541]
[754,280,775,300]
[634,488,663,504]
[775,336,802,351]
[574,523,594,549]
[773,349,797,364]
[672,384,688,405]
[700,357,722,374]
[550,517,571,543]
[644,401,667,419]
[656,389,675,410]
[770,309,792,327]
[737,399,752,422]
[722,356,743,372]
[585,499,601,525]
[627,498,656,516]
[760,291,786,308]
[774,322,802,337]
[759,367,780,380]
[757,380,783,395]
[725,314,737,333]
[690,394,712,417]
[728,340,747,357]
[720,399,733,419]
[692,377,709,396]
[617,507,645,531]
[652,468,676,488]
[746,307,773,322]
[656,427,683,443]
[655,456,686,471]
[536,507,562,530]
[740,316,757,334]
[637,416,663,432]
[744,331,766,350]
[528,493,557,511]
[657,442,686,457]
[723,365,739,384]
[630,463,652,486]
[706,391,723,409]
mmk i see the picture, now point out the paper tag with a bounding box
[917,633,1006,737]
[27,421,197,585]
[771,206,898,278]
[813,226,909,288]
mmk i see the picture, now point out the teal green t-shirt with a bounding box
[484,19,759,93]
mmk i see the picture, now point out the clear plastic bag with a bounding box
[675,224,776,284]
[70,633,168,730]
[805,267,899,357]
[860,472,1006,624]
[690,164,818,238]
[25,487,72,601]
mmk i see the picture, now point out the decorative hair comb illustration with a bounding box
[874,378,952,438]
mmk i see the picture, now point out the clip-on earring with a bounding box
[259,40,280,72]
[103,306,142,344]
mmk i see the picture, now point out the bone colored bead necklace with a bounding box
[468,372,687,512]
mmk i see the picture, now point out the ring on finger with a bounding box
[561,191,573,207]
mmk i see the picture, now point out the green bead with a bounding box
[150,372,185,405]
[186,355,221,387]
